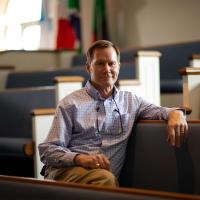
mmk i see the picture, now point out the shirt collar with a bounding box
[85,80,119,100]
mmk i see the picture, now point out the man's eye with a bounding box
[109,62,116,67]
[96,62,104,66]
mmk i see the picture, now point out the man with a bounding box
[39,40,188,187]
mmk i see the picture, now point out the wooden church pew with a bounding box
[31,115,200,195]
[0,75,85,177]
[1,175,200,200]
[0,86,56,177]
[119,120,200,194]
[71,40,200,94]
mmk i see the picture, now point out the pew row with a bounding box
[71,40,200,93]
[6,50,161,105]
[31,110,200,194]
[0,87,56,177]
[179,67,200,119]
[51,51,161,105]
[6,67,89,89]
[1,176,200,200]
[72,41,200,107]
[0,76,85,177]
[5,62,135,89]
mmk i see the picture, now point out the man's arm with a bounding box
[39,105,77,167]
[167,110,188,148]
[135,96,188,148]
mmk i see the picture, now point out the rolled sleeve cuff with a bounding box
[63,152,80,166]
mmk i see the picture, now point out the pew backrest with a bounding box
[119,120,200,195]
[0,86,56,176]
[6,68,88,89]
[144,41,200,93]
[0,86,56,138]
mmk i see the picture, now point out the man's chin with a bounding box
[101,80,115,86]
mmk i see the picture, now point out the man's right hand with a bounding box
[74,154,110,170]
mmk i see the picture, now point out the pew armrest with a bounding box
[0,137,32,157]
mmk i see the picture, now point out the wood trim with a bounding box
[0,175,200,200]
[31,108,56,116]
[184,106,192,115]
[135,51,161,57]
[3,86,55,93]
[119,79,140,85]
[189,54,200,60]
[54,76,85,83]
[24,141,34,156]
[0,49,77,54]
[179,67,200,75]
[137,120,200,123]
[0,65,15,70]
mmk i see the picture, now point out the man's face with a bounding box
[86,47,120,89]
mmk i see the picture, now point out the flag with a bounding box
[93,0,109,42]
[56,0,81,50]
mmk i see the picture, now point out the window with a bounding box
[0,0,42,50]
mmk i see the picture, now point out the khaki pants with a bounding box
[44,166,118,187]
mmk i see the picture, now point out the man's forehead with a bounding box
[93,47,118,58]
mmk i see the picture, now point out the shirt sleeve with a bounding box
[136,96,174,120]
[38,104,78,167]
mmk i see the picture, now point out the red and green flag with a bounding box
[56,0,81,50]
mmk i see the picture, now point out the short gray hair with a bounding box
[86,40,120,65]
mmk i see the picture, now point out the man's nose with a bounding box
[103,63,111,72]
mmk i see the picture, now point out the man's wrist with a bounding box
[176,108,186,116]
[73,153,81,166]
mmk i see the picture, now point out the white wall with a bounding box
[106,0,200,48]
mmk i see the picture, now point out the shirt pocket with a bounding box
[105,113,131,135]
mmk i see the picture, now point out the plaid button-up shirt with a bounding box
[39,81,171,177]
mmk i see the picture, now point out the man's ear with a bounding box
[85,64,90,74]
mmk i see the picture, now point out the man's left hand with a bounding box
[167,110,188,148]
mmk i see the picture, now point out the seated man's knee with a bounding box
[92,169,118,187]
